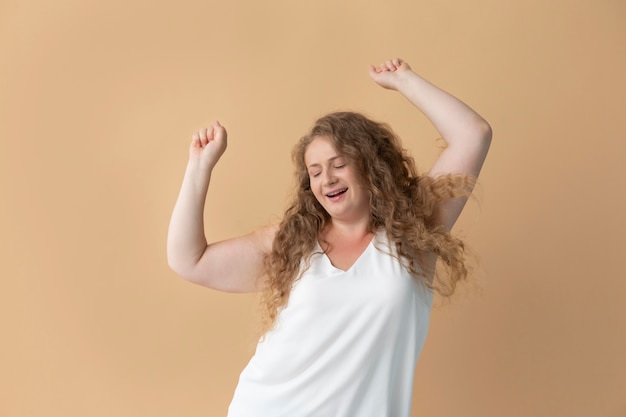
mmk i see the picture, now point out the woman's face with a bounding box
[304,136,370,224]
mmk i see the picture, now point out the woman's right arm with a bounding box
[166,121,276,293]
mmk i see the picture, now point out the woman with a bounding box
[167,58,492,416]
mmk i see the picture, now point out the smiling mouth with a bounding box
[326,188,348,197]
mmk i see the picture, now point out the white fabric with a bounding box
[227,230,433,417]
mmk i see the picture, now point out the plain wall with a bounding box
[1,0,625,416]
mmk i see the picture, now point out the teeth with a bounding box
[327,188,347,197]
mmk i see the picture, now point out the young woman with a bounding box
[167,58,492,416]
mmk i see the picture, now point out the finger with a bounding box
[385,60,397,71]
[192,131,201,147]
[206,124,215,143]
[392,57,401,67]
[203,127,213,146]
[213,121,226,140]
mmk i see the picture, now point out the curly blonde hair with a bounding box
[260,111,474,333]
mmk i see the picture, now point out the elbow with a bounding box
[471,118,492,153]
[476,118,492,144]
[167,259,187,281]
[167,255,196,283]
[166,242,202,283]
[167,257,213,287]
[454,117,492,149]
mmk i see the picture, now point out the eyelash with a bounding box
[311,164,345,178]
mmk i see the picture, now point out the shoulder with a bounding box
[375,228,437,275]
[256,224,279,253]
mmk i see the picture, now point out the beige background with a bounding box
[2,0,625,416]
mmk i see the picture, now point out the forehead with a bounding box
[304,135,341,166]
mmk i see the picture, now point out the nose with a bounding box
[323,171,337,186]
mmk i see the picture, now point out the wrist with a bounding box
[186,156,215,174]
[395,70,422,93]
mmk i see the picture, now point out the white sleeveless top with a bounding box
[227,230,433,417]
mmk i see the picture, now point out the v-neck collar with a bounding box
[316,230,379,274]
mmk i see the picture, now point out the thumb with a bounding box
[213,120,227,141]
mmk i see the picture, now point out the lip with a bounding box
[325,188,348,198]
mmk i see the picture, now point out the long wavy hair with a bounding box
[259,111,474,333]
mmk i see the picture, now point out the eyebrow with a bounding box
[307,156,343,170]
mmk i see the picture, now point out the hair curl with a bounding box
[259,111,474,333]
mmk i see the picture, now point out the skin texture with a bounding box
[304,135,374,271]
[305,136,370,227]
[166,121,276,292]
[369,58,492,231]
[167,58,491,293]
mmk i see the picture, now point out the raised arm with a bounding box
[369,58,492,230]
[166,121,276,293]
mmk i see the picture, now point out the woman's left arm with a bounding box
[369,58,492,230]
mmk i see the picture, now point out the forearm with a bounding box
[370,58,492,229]
[166,161,212,275]
[396,71,491,147]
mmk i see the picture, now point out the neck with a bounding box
[324,218,372,240]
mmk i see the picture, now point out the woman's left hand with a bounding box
[368,58,413,90]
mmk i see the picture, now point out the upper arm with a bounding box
[427,120,492,230]
[172,225,278,293]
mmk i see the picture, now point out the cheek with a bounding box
[312,185,328,204]
[310,182,323,199]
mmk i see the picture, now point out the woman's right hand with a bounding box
[189,121,228,170]
[170,119,274,292]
